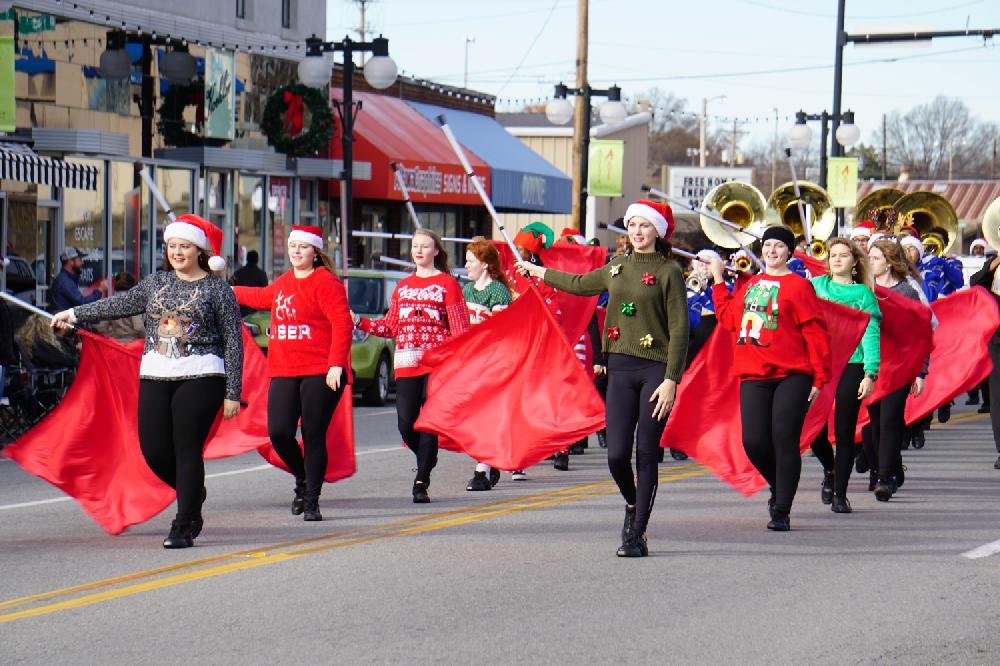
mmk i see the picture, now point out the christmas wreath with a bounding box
[260,83,334,157]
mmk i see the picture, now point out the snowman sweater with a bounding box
[713,272,831,387]
[234,267,353,378]
[358,272,470,377]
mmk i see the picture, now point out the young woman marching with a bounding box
[462,238,512,491]
[232,226,352,521]
[355,228,470,503]
[52,215,242,548]
[865,240,928,501]
[709,226,831,531]
[807,238,880,513]
[518,199,688,558]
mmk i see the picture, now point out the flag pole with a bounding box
[783,148,812,243]
[435,114,520,258]
[0,291,75,328]
[138,167,177,223]
[390,162,422,230]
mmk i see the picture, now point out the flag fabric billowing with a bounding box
[904,287,1000,421]
[662,299,869,496]
[793,251,828,278]
[867,285,933,402]
[2,331,173,535]
[414,285,606,471]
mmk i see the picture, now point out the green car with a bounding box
[242,269,407,406]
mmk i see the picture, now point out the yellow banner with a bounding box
[0,36,14,132]
[588,139,624,197]
[827,157,859,208]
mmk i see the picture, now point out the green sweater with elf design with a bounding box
[544,251,689,382]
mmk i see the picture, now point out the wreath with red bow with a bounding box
[261,83,334,157]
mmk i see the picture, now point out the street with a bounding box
[1,401,999,664]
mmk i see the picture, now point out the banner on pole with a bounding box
[827,157,859,208]
[204,47,235,140]
[588,139,624,197]
[0,36,14,133]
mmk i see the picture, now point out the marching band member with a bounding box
[355,228,470,503]
[518,199,688,557]
[710,226,831,532]
[970,250,1000,469]
[807,238,880,514]
[850,220,875,251]
[233,225,352,522]
[462,238,512,491]
[866,240,929,500]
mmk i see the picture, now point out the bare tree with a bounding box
[878,96,987,180]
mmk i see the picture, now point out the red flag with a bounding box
[415,286,606,471]
[662,300,869,496]
[2,332,173,535]
[793,251,828,278]
[868,285,933,401]
[904,287,1000,421]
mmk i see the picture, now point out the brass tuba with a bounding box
[699,182,769,248]
[982,196,1000,253]
[855,188,905,232]
[767,181,836,243]
[893,192,959,255]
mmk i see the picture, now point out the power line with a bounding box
[495,0,560,96]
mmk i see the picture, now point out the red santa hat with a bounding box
[900,234,924,257]
[850,219,875,239]
[288,225,324,250]
[164,214,226,271]
[555,227,587,245]
[624,199,674,239]
[899,224,920,238]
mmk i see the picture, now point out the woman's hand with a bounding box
[808,386,821,403]
[223,399,241,419]
[327,366,344,391]
[708,258,726,284]
[593,364,606,376]
[515,261,545,280]
[857,376,875,400]
[911,377,925,397]
[50,309,76,331]
[649,379,677,421]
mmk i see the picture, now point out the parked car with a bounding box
[242,269,406,406]
[3,255,37,304]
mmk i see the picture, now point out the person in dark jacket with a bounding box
[49,247,104,312]
[970,252,1000,469]
[231,250,269,317]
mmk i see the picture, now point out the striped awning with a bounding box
[0,142,99,191]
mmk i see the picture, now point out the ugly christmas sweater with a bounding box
[463,279,511,325]
[358,272,470,377]
[543,251,689,382]
[233,267,352,378]
[713,271,831,387]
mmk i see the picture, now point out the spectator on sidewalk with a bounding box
[50,247,105,313]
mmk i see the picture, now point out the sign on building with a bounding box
[588,139,624,197]
[826,157,859,208]
[667,166,754,213]
[204,48,236,140]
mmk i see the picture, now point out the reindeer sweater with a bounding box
[233,268,353,378]
[73,271,243,401]
[358,272,470,378]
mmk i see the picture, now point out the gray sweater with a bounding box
[74,270,243,400]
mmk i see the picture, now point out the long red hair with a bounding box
[466,238,511,290]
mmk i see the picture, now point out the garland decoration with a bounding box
[260,83,334,157]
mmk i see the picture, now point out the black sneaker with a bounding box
[937,403,951,423]
[979,404,991,414]
[412,481,430,504]
[616,532,647,557]
[489,467,501,488]
[874,481,894,502]
[466,471,492,491]
[291,480,306,516]
[911,429,925,449]
[162,520,193,549]
[766,512,790,531]
[553,452,569,471]
[303,498,323,521]
[831,494,852,513]
[670,449,689,461]
[820,470,835,505]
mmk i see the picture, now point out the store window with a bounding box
[110,161,139,280]
[269,176,292,275]
[236,175,263,272]
[63,158,105,291]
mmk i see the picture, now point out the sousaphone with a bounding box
[767,181,836,246]
[699,182,770,248]
[894,191,959,255]
[855,187,905,232]
[982,196,1000,252]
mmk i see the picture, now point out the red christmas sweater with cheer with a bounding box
[358,272,470,378]
[712,272,831,387]
[233,268,353,378]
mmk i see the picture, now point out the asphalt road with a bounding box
[1,401,999,664]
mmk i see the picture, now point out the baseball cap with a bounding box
[59,246,80,262]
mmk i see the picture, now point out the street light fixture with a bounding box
[298,34,398,270]
[98,30,131,80]
[545,82,627,233]
[788,109,860,188]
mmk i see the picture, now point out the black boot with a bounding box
[302,491,322,521]
[190,486,207,539]
[616,529,647,557]
[622,505,636,542]
[412,480,430,504]
[466,470,492,491]
[767,510,790,531]
[831,494,852,514]
[291,479,306,515]
[553,451,569,471]
[163,520,194,549]
[820,469,835,505]
[937,402,952,423]
[911,429,925,450]
[874,480,894,502]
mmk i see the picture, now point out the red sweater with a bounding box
[713,272,831,387]
[234,268,352,378]
[359,272,470,378]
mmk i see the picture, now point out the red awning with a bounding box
[854,180,1000,222]
[327,90,490,206]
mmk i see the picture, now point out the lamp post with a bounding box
[298,34,398,270]
[788,109,860,233]
[545,82,627,235]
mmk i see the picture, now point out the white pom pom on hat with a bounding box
[164,214,226,271]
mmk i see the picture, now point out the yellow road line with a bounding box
[0,465,708,624]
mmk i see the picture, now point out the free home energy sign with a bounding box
[668,167,754,213]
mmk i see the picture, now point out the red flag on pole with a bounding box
[662,300,869,495]
[415,286,606,471]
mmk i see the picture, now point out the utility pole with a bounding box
[352,0,371,65]
[463,35,475,88]
[570,0,588,231]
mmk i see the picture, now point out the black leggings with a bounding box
[605,354,667,535]
[867,384,909,483]
[137,377,225,522]
[396,375,438,485]
[267,375,345,498]
[809,363,864,496]
[739,374,812,514]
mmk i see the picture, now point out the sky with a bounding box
[325,0,1000,150]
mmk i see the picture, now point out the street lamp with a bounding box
[545,82,627,233]
[298,34,398,270]
[787,109,860,189]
